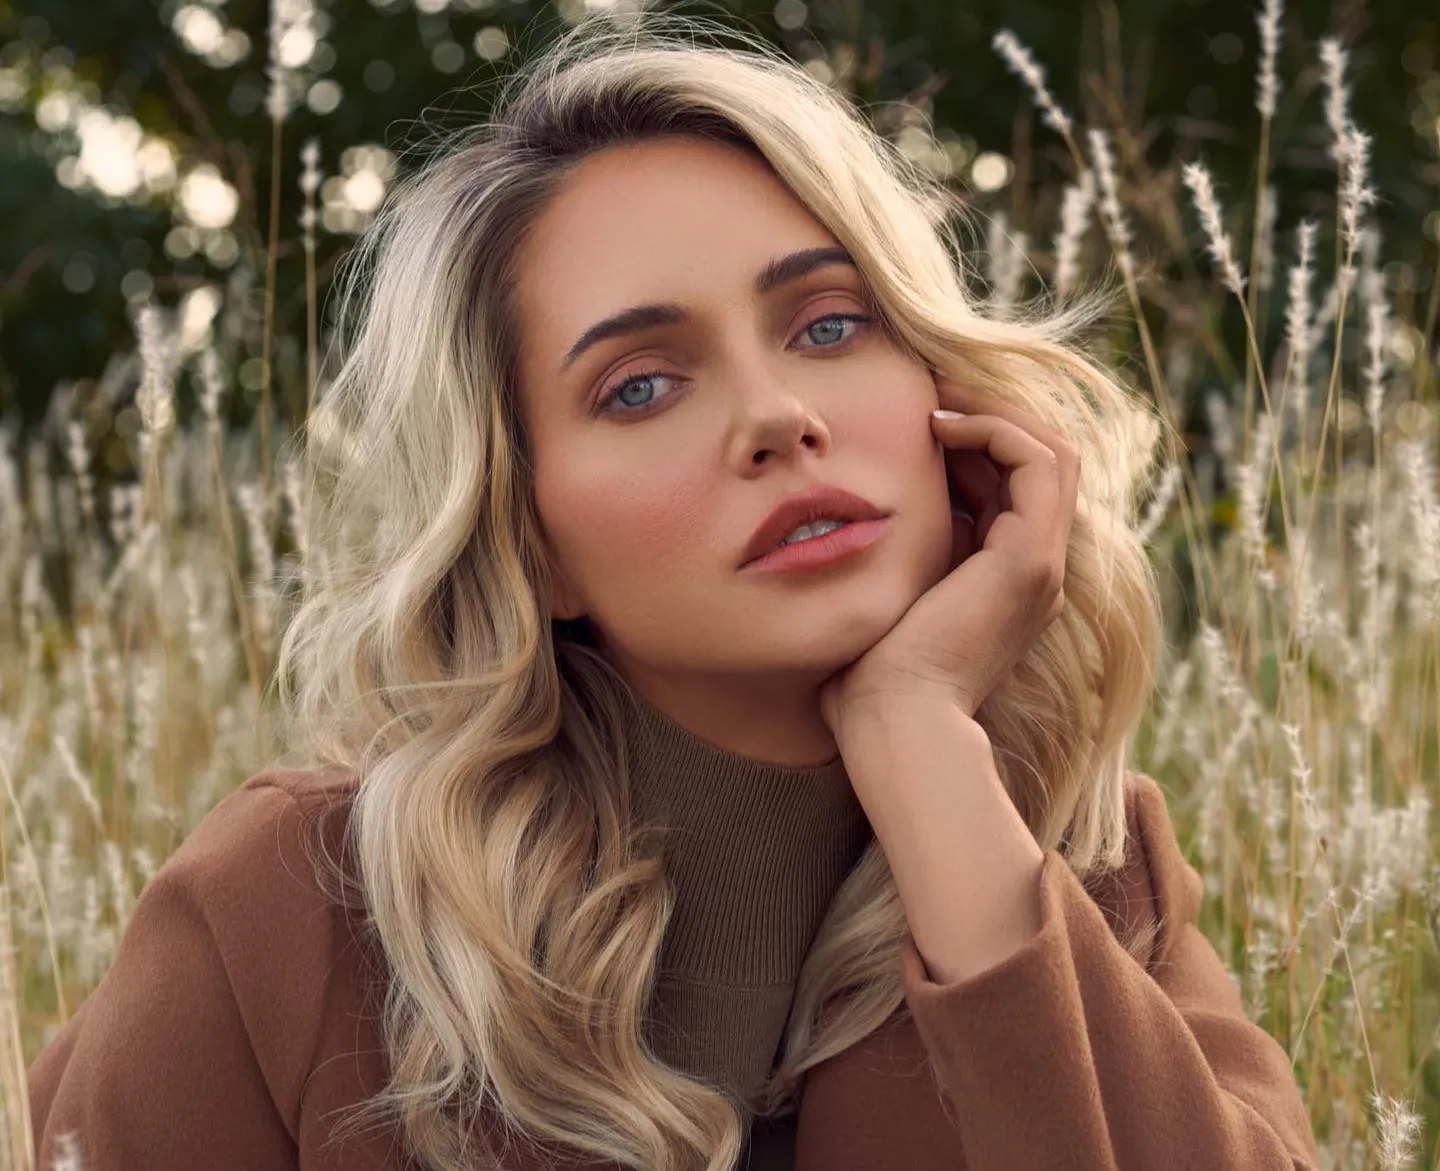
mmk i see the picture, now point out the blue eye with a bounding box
[594,312,873,418]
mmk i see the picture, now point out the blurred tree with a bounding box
[0,0,1436,472]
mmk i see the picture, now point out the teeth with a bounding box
[777,518,850,548]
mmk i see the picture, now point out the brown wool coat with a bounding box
[27,767,1322,1170]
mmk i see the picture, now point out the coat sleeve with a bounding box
[26,783,317,1171]
[893,772,1321,1170]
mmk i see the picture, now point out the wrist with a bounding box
[833,698,1014,849]
[831,698,1046,985]
[832,691,979,756]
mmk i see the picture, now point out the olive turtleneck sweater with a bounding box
[616,680,875,1116]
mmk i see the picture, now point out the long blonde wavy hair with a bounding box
[272,10,1166,1171]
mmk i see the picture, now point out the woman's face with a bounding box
[514,134,956,766]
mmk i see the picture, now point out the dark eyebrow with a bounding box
[559,245,858,373]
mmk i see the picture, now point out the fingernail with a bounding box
[933,409,966,419]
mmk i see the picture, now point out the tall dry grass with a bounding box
[2,5,1438,1169]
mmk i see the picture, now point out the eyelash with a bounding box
[594,312,874,419]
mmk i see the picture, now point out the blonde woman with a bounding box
[28,12,1320,1171]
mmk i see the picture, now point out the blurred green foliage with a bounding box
[1,0,1437,471]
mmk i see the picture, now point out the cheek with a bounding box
[855,381,941,476]
[539,453,709,580]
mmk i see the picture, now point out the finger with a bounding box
[946,450,1001,517]
[941,443,1007,546]
[930,413,1065,548]
[932,373,1074,452]
[932,373,1081,505]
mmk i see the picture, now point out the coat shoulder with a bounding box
[1079,771,1195,970]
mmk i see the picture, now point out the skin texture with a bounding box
[513,134,957,768]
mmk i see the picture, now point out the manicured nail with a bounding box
[933,409,966,419]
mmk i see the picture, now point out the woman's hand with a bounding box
[819,372,1082,742]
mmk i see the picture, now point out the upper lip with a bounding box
[739,484,887,568]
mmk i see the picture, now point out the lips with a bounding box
[739,484,888,568]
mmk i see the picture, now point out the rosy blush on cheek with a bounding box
[623,489,713,557]
[566,468,713,563]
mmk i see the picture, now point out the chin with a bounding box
[765,601,909,671]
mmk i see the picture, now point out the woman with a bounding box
[27,11,1321,1171]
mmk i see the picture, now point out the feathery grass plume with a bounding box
[1287,528,1325,650]
[123,659,162,826]
[1135,461,1180,545]
[1396,437,1440,626]
[983,212,1027,318]
[179,564,212,687]
[991,30,1073,138]
[1350,518,1389,731]
[1357,224,1384,303]
[100,840,132,929]
[74,624,102,747]
[1086,128,1133,277]
[62,420,95,531]
[1243,925,1277,1020]
[1234,409,1276,591]
[1197,620,1262,766]
[1340,126,1376,258]
[104,482,126,548]
[130,301,175,439]
[1255,0,1283,118]
[1181,161,1246,297]
[1255,184,1278,292]
[1053,171,1096,302]
[131,846,157,889]
[1278,721,1326,883]
[1369,1091,1423,1171]
[1283,220,1318,428]
[1318,37,1352,166]
[198,346,226,436]
[1254,760,1289,893]
[1144,656,1193,768]
[1373,790,1432,907]
[235,482,278,656]
[51,735,103,833]
[281,456,313,581]
[22,441,55,552]
[1363,299,1389,436]
[1203,388,1236,471]
[1312,260,1354,335]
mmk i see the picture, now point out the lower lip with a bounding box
[740,517,890,574]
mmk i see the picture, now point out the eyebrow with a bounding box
[559,245,858,373]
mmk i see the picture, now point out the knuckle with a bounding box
[1024,555,1064,596]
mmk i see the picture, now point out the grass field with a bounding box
[2,11,1439,1170]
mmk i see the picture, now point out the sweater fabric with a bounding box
[27,681,1321,1170]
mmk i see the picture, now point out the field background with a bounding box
[1,0,1439,1168]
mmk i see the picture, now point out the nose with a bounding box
[724,358,833,470]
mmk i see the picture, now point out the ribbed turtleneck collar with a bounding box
[613,678,874,1111]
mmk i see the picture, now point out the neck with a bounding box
[604,657,842,769]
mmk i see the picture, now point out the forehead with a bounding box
[513,136,838,349]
